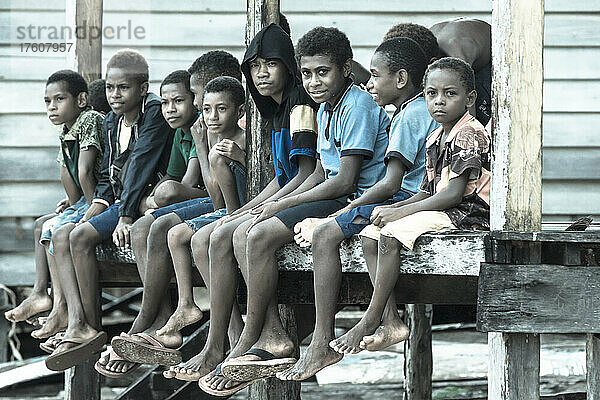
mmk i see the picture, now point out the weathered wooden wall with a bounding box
[0,0,599,274]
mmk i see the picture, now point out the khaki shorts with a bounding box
[359,211,455,250]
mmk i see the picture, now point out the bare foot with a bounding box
[98,351,138,374]
[4,293,52,323]
[276,342,343,381]
[156,304,203,336]
[164,347,225,381]
[329,318,379,354]
[31,306,68,339]
[293,217,333,247]
[360,320,410,351]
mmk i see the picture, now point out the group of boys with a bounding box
[5,17,492,397]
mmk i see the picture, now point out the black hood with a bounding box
[241,23,299,120]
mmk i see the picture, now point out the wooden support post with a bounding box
[63,2,103,398]
[244,0,279,199]
[403,304,432,400]
[64,286,102,400]
[0,290,9,362]
[67,0,103,82]
[587,334,600,400]
[245,1,299,399]
[487,0,544,398]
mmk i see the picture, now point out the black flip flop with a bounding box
[45,331,107,371]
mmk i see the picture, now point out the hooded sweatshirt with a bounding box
[241,23,319,187]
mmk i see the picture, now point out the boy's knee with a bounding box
[190,228,210,256]
[208,148,226,166]
[51,225,71,253]
[166,223,190,249]
[131,215,153,239]
[312,222,342,250]
[246,223,271,251]
[69,224,96,252]
[150,213,180,238]
[153,180,180,207]
[208,226,233,256]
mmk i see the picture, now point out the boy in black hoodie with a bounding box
[44,49,174,371]
[162,24,319,387]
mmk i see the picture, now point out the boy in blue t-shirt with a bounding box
[278,37,438,381]
[203,27,389,394]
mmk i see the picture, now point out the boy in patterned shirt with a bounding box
[329,57,490,355]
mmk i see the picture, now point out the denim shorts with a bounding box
[150,197,214,221]
[184,208,228,232]
[229,161,247,206]
[334,189,413,238]
[40,196,89,254]
[88,202,122,241]
[275,198,348,230]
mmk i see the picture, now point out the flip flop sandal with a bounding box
[94,349,140,378]
[111,332,182,366]
[221,348,297,381]
[45,331,107,371]
[39,331,65,354]
[198,364,260,397]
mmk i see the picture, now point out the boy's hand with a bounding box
[190,116,208,148]
[79,202,107,225]
[113,216,133,248]
[215,139,245,164]
[293,217,332,247]
[370,205,412,227]
[247,201,285,234]
[55,198,70,214]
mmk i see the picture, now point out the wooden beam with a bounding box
[487,0,545,397]
[478,264,600,333]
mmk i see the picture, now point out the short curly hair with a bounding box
[160,70,192,95]
[106,49,149,83]
[375,37,428,88]
[188,51,242,86]
[382,23,439,62]
[423,57,475,93]
[296,26,353,69]
[88,79,111,114]
[203,76,245,108]
[46,69,88,98]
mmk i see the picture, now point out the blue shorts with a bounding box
[88,202,122,241]
[150,197,214,221]
[275,198,347,230]
[229,160,247,206]
[40,196,89,255]
[185,208,228,232]
[334,189,413,238]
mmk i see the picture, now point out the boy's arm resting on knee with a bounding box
[264,155,317,203]
[60,166,81,210]
[250,157,360,226]
[77,147,99,205]
[119,106,172,219]
[346,158,407,210]
[280,155,361,208]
